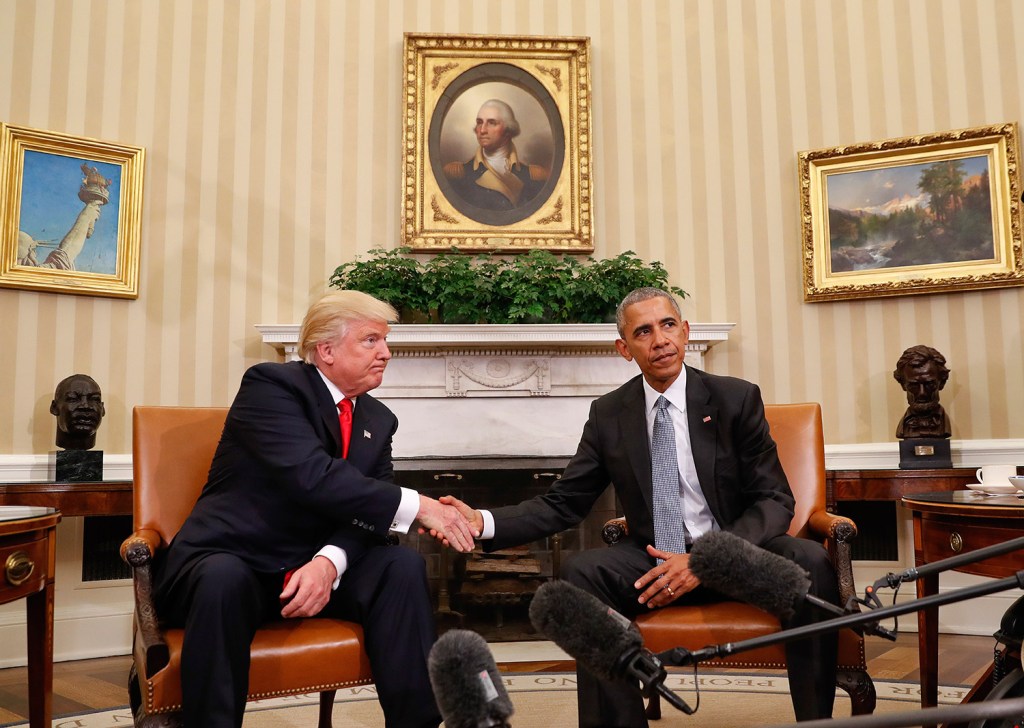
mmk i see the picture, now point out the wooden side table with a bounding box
[902,491,1024,724]
[0,508,61,728]
[0,480,132,516]
[827,468,976,509]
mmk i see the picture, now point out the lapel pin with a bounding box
[703,416,712,423]
[364,430,372,439]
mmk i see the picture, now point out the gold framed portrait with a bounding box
[799,123,1023,302]
[0,123,145,299]
[401,33,593,254]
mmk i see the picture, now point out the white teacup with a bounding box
[976,464,1018,485]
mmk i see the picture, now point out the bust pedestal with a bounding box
[898,438,952,469]
[52,450,103,482]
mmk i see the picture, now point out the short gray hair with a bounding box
[615,288,682,337]
[299,290,398,364]
[478,99,521,138]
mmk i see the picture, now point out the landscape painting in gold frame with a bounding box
[402,33,593,253]
[0,123,145,298]
[799,123,1023,302]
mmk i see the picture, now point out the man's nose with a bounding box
[379,342,392,360]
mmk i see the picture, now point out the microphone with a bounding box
[427,629,513,728]
[688,531,895,639]
[688,530,812,621]
[528,580,695,714]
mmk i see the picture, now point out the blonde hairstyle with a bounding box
[298,290,398,364]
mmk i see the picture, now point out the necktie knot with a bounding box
[338,399,352,458]
[656,395,670,413]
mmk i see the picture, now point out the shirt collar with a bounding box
[315,367,355,409]
[641,366,688,415]
[472,143,522,171]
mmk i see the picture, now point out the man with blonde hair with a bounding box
[155,289,475,728]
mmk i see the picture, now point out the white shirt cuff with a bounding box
[391,487,420,533]
[479,509,495,540]
[314,546,348,590]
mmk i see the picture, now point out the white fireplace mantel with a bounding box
[256,322,734,459]
[256,322,734,364]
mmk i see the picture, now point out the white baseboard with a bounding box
[1,438,1020,666]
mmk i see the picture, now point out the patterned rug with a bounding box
[1,672,970,727]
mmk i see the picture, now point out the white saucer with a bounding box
[966,481,1018,495]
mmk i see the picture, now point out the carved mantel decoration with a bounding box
[256,323,734,459]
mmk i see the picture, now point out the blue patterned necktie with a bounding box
[651,396,687,560]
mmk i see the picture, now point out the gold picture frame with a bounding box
[799,123,1023,302]
[401,33,593,253]
[0,123,145,298]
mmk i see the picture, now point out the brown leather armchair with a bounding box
[602,402,876,717]
[120,406,374,728]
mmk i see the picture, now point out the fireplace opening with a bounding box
[395,457,616,641]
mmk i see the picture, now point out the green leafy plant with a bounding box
[329,248,687,324]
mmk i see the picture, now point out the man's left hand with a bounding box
[635,545,700,608]
[279,555,337,618]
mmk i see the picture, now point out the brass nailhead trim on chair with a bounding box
[145,677,375,713]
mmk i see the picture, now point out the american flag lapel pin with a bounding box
[364,430,372,439]
[703,415,712,423]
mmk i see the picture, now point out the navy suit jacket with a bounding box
[156,361,402,594]
[488,365,795,551]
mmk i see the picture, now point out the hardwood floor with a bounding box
[0,633,998,724]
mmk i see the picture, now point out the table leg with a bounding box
[25,582,54,728]
[917,571,939,711]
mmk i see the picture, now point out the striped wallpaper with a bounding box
[1,0,1022,455]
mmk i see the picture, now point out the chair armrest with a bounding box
[806,510,859,607]
[120,529,170,675]
[602,517,629,545]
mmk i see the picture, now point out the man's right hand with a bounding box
[416,495,478,552]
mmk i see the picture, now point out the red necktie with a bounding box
[338,398,352,459]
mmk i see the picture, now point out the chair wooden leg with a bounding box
[645,692,663,720]
[837,668,877,715]
[318,689,337,728]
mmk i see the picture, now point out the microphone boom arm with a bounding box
[658,570,1024,667]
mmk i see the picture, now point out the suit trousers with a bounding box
[156,545,442,728]
[561,535,839,727]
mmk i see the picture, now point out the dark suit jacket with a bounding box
[156,361,402,593]
[488,365,795,551]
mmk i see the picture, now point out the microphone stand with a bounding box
[658,570,1024,667]
[861,535,1024,606]
[657,535,1024,669]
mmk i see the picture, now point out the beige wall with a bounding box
[2,0,1022,455]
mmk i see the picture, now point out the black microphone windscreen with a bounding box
[528,580,642,681]
[688,530,810,621]
[428,629,513,728]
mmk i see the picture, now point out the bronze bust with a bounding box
[51,374,106,450]
[893,345,950,439]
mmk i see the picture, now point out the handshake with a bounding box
[415,494,483,552]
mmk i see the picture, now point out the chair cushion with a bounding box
[635,602,866,670]
[138,618,374,714]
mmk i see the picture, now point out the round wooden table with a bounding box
[0,507,61,728]
[902,491,1024,722]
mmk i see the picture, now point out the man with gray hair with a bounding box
[154,289,476,728]
[444,98,549,210]
[434,287,838,726]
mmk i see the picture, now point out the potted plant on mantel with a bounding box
[329,247,688,324]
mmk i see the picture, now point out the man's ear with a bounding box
[315,340,334,365]
[614,339,633,361]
